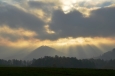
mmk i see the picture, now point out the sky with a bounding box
[0,0,115,59]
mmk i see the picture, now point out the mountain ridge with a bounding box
[25,46,64,60]
[98,48,115,60]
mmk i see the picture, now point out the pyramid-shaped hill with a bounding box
[25,46,64,60]
[99,48,115,60]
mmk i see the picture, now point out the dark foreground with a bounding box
[0,67,115,76]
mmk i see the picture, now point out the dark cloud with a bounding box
[49,6,115,40]
[28,1,55,8]
[28,0,56,17]
[0,1,57,40]
[0,1,115,40]
[0,2,47,40]
[0,3,44,28]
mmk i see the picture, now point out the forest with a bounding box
[0,55,115,69]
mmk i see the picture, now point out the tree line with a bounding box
[0,55,115,69]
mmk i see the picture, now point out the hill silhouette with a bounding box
[99,48,115,60]
[25,46,64,60]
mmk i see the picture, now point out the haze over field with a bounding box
[0,0,115,60]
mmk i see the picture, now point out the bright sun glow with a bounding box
[40,37,115,53]
[59,0,115,16]
[60,0,77,13]
[1,36,114,49]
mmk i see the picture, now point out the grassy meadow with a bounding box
[0,67,115,76]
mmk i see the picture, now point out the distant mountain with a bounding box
[99,48,115,60]
[25,46,64,60]
[25,45,105,60]
[67,45,103,59]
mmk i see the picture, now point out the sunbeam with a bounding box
[0,0,115,60]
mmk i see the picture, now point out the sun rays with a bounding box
[0,0,115,59]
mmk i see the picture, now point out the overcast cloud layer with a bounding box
[0,0,115,59]
[0,0,115,41]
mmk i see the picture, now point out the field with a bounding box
[0,67,115,76]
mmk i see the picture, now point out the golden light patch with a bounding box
[0,36,115,47]
[75,7,99,17]
[46,37,115,47]
[76,37,84,44]
[0,37,39,48]
[47,37,115,53]
[44,25,55,34]
[30,9,52,23]
[31,9,45,19]
[0,25,37,37]
[0,36,115,53]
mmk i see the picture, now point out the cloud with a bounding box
[44,25,55,34]
[59,0,115,14]
[0,0,115,43]
[0,0,115,40]
[49,6,115,40]
[0,1,48,40]
[0,25,37,41]
[0,2,44,28]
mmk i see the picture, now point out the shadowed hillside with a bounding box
[99,48,115,60]
[25,46,64,60]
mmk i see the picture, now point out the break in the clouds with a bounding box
[0,0,115,40]
[49,6,115,39]
[0,0,115,59]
